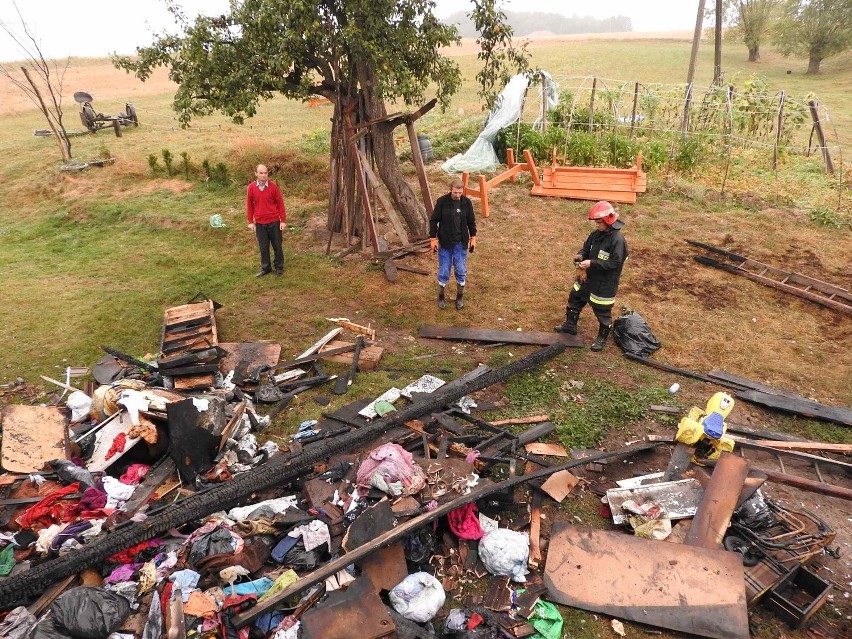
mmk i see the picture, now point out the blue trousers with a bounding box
[437,243,467,287]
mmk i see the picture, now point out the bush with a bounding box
[429,120,483,160]
[180,152,191,179]
[147,154,159,175]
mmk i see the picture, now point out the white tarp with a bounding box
[441,71,559,174]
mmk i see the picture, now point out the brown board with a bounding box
[1,405,68,473]
[544,523,750,639]
[418,325,583,347]
[218,342,281,377]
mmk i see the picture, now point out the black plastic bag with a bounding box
[613,312,661,357]
[50,587,131,639]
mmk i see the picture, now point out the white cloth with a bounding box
[287,520,330,552]
[228,496,297,522]
[102,476,136,508]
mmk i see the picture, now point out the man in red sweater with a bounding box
[246,164,287,277]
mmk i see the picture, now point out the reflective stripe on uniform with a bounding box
[590,294,615,306]
[573,282,581,292]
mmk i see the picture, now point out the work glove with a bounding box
[430,238,438,252]
[469,236,476,253]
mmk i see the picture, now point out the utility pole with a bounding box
[687,0,707,87]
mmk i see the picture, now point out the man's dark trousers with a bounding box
[256,222,284,273]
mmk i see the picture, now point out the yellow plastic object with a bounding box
[674,392,736,462]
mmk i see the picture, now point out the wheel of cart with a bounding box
[125,103,138,126]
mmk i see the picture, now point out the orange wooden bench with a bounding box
[306,96,332,107]
[527,150,646,204]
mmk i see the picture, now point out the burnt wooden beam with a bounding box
[418,325,583,347]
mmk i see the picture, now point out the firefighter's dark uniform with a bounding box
[567,221,628,326]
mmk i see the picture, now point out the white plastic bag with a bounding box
[389,572,446,623]
[478,528,530,582]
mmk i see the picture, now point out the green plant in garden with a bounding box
[674,135,705,172]
[201,159,212,181]
[808,207,850,228]
[642,140,669,170]
[563,131,598,166]
[147,154,159,175]
[161,149,174,176]
[603,132,638,167]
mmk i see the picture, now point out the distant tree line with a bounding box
[445,11,632,38]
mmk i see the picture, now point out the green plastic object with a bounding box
[374,400,396,417]
[209,214,227,228]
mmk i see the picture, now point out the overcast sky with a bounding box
[0,1,702,63]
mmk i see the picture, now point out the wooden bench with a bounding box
[528,151,647,204]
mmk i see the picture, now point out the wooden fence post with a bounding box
[773,91,785,172]
[681,83,693,143]
[588,77,597,133]
[807,99,835,175]
[629,82,640,138]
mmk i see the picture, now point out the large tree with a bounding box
[773,0,852,73]
[732,0,781,61]
[115,0,527,239]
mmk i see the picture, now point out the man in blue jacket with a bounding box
[429,179,477,310]
[555,201,628,351]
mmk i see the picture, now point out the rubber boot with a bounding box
[437,285,446,309]
[590,323,611,352]
[455,285,465,310]
[554,309,580,334]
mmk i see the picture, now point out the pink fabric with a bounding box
[447,502,484,540]
[465,450,481,465]
[106,563,142,583]
[120,464,150,485]
[356,443,426,494]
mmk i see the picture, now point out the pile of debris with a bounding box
[0,299,847,639]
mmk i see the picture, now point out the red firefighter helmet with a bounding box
[588,201,619,225]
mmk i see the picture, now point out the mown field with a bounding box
[1,31,851,638]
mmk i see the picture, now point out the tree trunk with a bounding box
[748,47,760,62]
[357,63,428,239]
[807,56,821,74]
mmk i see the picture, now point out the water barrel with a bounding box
[417,133,434,162]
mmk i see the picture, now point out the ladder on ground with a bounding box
[687,240,852,315]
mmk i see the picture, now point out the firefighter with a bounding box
[554,201,628,352]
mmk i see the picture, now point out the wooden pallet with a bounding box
[689,240,852,315]
[160,300,219,390]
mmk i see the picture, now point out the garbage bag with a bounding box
[402,527,436,565]
[478,528,529,582]
[389,572,446,623]
[50,587,131,639]
[528,598,563,639]
[613,311,661,358]
[734,489,775,529]
[48,460,98,491]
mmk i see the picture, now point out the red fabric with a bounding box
[120,464,150,485]
[105,433,127,461]
[246,181,286,225]
[467,612,483,630]
[447,502,484,540]
[108,539,162,564]
[220,593,257,639]
[15,482,81,530]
